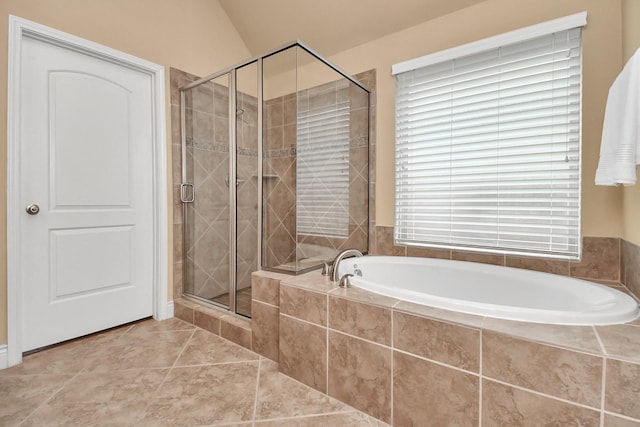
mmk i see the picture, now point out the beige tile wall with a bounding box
[622,239,640,297]
[263,71,372,270]
[375,228,639,287]
[171,68,259,307]
[263,93,297,268]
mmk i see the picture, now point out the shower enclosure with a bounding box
[179,42,369,317]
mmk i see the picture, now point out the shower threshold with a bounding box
[183,287,252,318]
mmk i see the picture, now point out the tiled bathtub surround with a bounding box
[622,239,640,297]
[251,269,640,426]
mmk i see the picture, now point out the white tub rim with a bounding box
[337,255,640,326]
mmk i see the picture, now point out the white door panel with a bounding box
[50,226,133,298]
[20,35,154,351]
[51,72,132,208]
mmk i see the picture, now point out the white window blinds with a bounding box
[394,22,583,259]
[296,90,350,238]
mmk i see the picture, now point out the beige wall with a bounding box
[0,0,251,344]
[622,0,640,244]
[326,0,625,238]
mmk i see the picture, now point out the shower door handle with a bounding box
[225,175,246,187]
[180,183,195,203]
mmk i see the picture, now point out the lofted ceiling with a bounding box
[218,0,488,57]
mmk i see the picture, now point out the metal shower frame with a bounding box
[179,40,370,316]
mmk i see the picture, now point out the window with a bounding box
[296,82,350,238]
[393,13,586,259]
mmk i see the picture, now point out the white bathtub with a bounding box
[337,256,639,325]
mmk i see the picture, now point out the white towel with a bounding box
[595,48,640,186]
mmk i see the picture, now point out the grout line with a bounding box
[282,310,481,376]
[251,299,279,309]
[486,328,606,359]
[600,359,606,427]
[390,308,394,425]
[251,357,262,423]
[483,377,602,413]
[144,327,199,402]
[326,292,330,396]
[330,323,390,349]
[394,308,483,332]
[618,237,621,283]
[602,410,640,423]
[404,336,480,378]
[592,326,608,356]
[139,366,174,418]
[60,366,180,375]
[119,323,137,335]
[254,410,364,423]
[479,329,483,427]
[16,371,83,427]
[169,327,199,370]
[171,359,260,369]
[327,288,399,311]
[279,312,326,329]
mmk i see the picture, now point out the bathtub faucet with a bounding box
[330,249,364,282]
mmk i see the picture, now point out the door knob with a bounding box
[25,204,40,215]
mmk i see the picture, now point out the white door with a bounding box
[19,34,155,351]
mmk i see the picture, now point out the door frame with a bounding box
[6,15,169,368]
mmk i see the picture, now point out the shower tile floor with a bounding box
[211,287,253,317]
[0,317,388,426]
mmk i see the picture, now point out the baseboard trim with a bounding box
[166,301,175,318]
[0,345,8,370]
[0,301,175,371]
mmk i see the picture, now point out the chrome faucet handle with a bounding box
[321,261,332,276]
[339,273,354,288]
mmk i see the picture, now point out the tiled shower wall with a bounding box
[170,68,259,302]
[171,67,374,302]
[295,79,370,262]
[262,74,371,270]
[236,91,260,291]
[263,92,297,268]
[183,79,231,300]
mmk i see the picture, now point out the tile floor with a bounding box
[1,317,389,426]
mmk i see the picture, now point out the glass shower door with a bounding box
[234,62,260,317]
[182,73,232,308]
